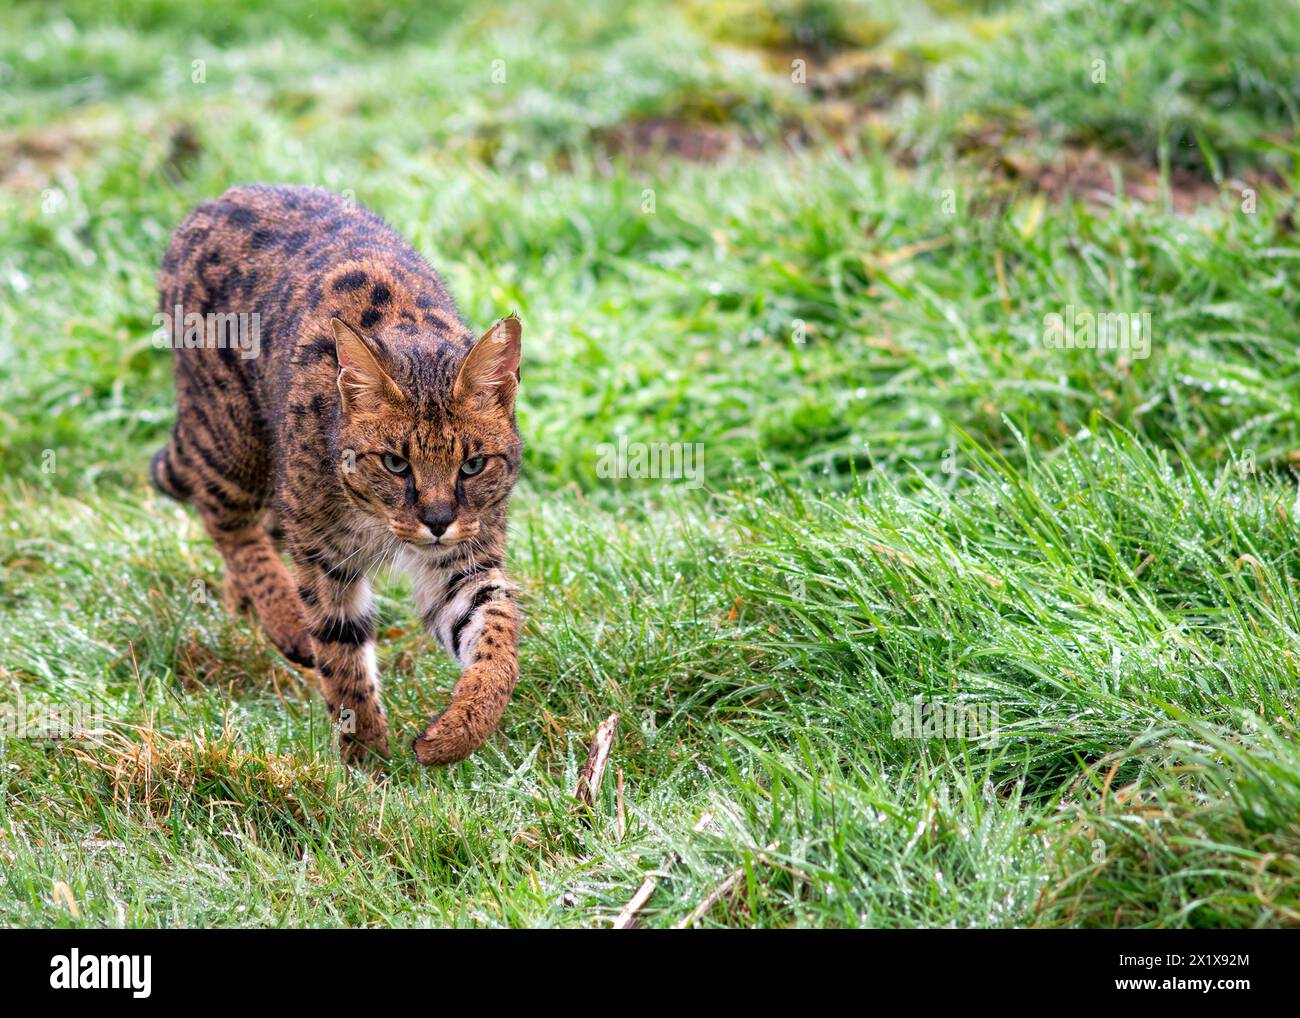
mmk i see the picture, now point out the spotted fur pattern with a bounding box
[152,185,523,766]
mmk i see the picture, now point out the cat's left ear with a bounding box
[454,314,521,407]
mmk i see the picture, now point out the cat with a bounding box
[150,184,522,767]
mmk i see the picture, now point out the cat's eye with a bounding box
[460,456,487,477]
[382,452,410,475]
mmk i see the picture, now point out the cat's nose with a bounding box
[418,504,457,538]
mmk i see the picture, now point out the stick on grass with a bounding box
[574,713,620,809]
[612,876,657,929]
[675,842,778,929]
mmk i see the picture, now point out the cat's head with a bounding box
[330,315,522,552]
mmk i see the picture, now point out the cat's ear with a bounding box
[332,318,401,413]
[454,314,521,407]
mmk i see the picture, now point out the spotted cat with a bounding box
[151,184,522,766]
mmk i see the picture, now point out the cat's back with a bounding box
[158,185,468,371]
[160,184,458,314]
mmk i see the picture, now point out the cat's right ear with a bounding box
[332,318,401,413]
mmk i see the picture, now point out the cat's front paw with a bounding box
[412,714,452,766]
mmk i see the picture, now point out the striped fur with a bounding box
[152,185,523,766]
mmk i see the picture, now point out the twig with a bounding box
[611,876,657,929]
[610,812,716,929]
[675,841,778,929]
[573,713,620,808]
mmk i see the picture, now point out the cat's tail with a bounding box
[150,432,193,502]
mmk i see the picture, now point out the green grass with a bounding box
[1,0,1299,927]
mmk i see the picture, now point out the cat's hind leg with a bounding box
[164,358,313,667]
[167,432,312,667]
[149,428,196,503]
[221,509,284,616]
[206,517,315,668]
